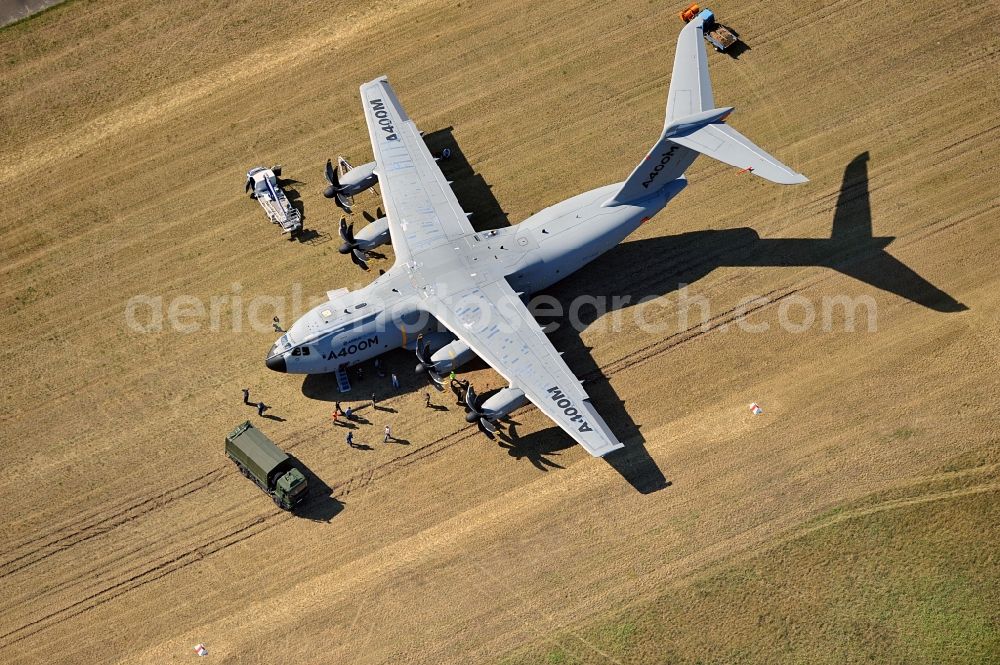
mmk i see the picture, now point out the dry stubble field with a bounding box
[1,0,998,663]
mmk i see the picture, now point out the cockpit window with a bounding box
[301,346,311,355]
[278,334,292,351]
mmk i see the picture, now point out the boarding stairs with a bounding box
[335,366,352,393]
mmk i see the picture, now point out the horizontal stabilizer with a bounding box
[670,123,808,184]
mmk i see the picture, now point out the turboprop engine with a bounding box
[464,385,528,434]
[339,206,392,271]
[415,337,475,386]
[424,340,474,373]
[348,209,390,251]
[323,157,378,213]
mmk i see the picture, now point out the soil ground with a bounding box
[1,0,997,663]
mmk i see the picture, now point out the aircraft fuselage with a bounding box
[266,178,686,374]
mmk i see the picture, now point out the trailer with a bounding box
[679,4,739,53]
[225,421,308,510]
[245,166,303,237]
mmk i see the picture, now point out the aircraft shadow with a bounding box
[548,152,967,322]
[496,423,574,471]
[422,126,511,230]
[287,455,344,523]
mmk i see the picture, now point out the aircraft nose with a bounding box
[266,353,287,373]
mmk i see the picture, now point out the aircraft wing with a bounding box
[360,77,475,263]
[418,277,625,457]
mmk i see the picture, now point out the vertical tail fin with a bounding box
[666,12,716,123]
[606,17,806,206]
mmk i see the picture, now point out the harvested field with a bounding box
[1,0,997,663]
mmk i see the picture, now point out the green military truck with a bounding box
[225,421,308,510]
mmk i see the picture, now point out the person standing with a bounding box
[272,316,284,333]
[257,402,268,417]
[391,373,400,390]
[424,391,431,408]
[371,392,377,409]
[345,405,353,420]
[332,409,340,426]
[242,388,251,405]
[383,425,392,443]
[335,401,342,416]
[346,431,355,448]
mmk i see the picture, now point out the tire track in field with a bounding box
[0,513,285,650]
[0,197,986,654]
[0,468,226,578]
[26,503,253,607]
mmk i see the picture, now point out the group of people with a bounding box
[333,395,402,448]
[244,346,462,450]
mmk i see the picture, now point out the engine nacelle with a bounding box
[324,159,378,200]
[480,387,528,420]
[339,160,377,190]
[429,339,475,372]
[353,216,390,250]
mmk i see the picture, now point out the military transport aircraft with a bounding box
[265,17,807,457]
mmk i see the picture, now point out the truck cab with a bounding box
[679,4,739,52]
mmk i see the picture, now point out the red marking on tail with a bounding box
[738,166,754,175]
[640,216,651,224]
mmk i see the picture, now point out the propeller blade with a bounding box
[244,179,251,193]
[338,217,353,244]
[427,367,445,388]
[478,417,497,434]
[415,340,431,366]
[350,248,369,271]
[477,418,496,438]
[464,385,478,413]
[336,192,353,214]
[324,159,338,187]
[377,206,384,218]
